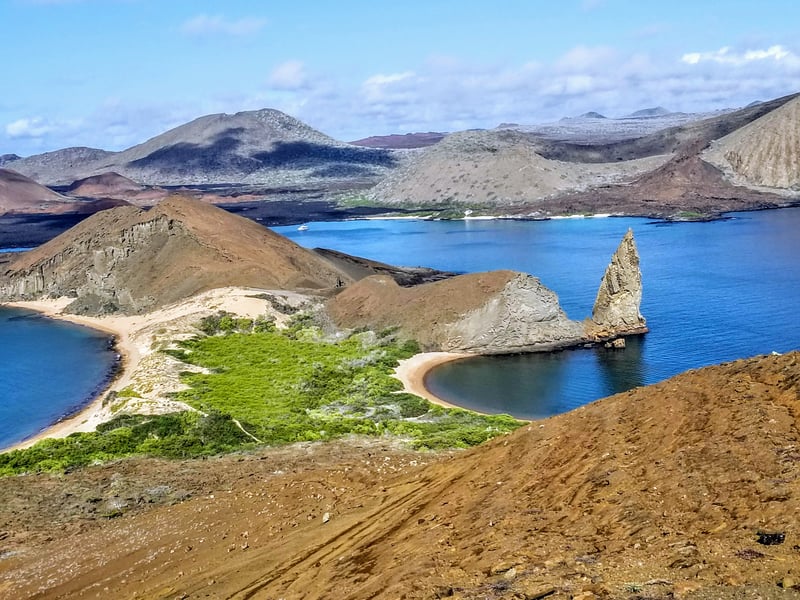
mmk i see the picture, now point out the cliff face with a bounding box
[327,270,584,353]
[0,196,353,314]
[328,230,644,353]
[590,228,647,335]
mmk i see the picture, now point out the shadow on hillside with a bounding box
[128,129,397,177]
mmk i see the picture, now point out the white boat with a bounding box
[297,224,309,231]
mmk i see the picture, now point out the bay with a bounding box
[275,208,800,419]
[0,308,118,448]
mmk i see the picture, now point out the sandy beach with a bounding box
[393,351,472,410]
[2,287,297,452]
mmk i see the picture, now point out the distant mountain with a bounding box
[4,110,399,186]
[0,168,72,214]
[0,154,21,166]
[624,106,671,118]
[704,95,800,189]
[349,132,445,149]
[578,111,607,119]
[65,171,169,206]
[3,147,114,184]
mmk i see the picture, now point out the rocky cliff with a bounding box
[0,195,354,314]
[327,270,585,353]
[328,230,645,353]
[590,228,647,335]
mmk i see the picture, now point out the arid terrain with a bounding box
[1,351,799,599]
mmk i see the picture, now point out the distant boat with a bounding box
[464,209,473,217]
[297,224,309,231]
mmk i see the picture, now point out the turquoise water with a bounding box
[276,208,800,419]
[0,308,118,448]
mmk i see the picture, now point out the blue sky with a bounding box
[2,0,800,156]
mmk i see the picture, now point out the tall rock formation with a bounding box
[590,228,647,335]
[329,230,647,353]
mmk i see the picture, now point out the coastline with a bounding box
[2,298,139,452]
[393,351,473,410]
[1,288,284,453]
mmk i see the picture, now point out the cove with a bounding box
[0,307,118,449]
[275,207,800,419]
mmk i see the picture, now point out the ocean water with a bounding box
[275,208,800,419]
[2,207,799,447]
[0,308,117,448]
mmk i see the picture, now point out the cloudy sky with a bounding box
[2,0,800,156]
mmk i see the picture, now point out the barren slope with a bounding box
[2,352,799,599]
[0,195,353,313]
[368,129,666,207]
[0,168,71,214]
[704,95,800,190]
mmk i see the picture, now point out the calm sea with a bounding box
[2,208,799,446]
[0,308,117,448]
[276,208,800,419]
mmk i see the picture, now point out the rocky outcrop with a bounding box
[590,228,647,335]
[327,270,584,353]
[328,230,645,353]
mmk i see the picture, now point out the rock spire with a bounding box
[591,229,647,334]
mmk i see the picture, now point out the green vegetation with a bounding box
[0,313,523,476]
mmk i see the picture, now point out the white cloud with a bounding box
[361,71,416,102]
[180,14,267,37]
[5,117,55,138]
[268,60,308,90]
[682,45,798,66]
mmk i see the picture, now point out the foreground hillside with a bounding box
[2,351,798,599]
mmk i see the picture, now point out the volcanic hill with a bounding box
[0,195,356,314]
[0,168,70,214]
[367,129,666,207]
[2,351,798,599]
[0,168,123,217]
[64,171,169,206]
[4,109,399,187]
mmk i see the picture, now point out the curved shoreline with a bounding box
[0,288,293,454]
[393,352,474,410]
[1,298,138,453]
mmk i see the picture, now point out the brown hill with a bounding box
[0,168,71,215]
[65,171,169,206]
[328,270,587,352]
[704,95,800,189]
[368,129,665,207]
[0,195,354,314]
[2,351,799,599]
